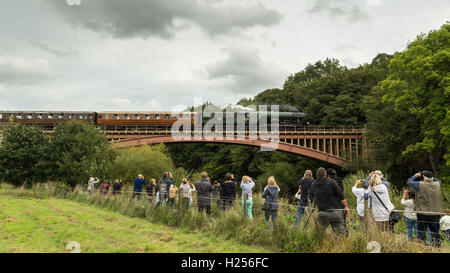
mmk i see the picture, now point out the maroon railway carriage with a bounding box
[96,111,196,133]
[0,111,96,130]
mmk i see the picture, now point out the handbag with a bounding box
[372,190,400,224]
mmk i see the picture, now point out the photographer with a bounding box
[311,168,349,237]
[363,170,390,189]
[295,170,314,226]
[406,171,443,247]
[352,179,368,231]
[158,172,174,204]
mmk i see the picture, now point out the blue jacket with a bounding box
[406,175,441,191]
[133,178,146,192]
[262,186,280,211]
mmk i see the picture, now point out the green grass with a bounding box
[1,183,448,253]
[0,194,269,253]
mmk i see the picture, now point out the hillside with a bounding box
[0,194,269,253]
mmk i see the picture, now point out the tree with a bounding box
[50,122,116,186]
[381,23,449,177]
[0,124,52,185]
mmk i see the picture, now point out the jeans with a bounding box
[265,211,278,230]
[317,210,346,236]
[404,217,418,240]
[417,214,441,247]
[198,204,211,216]
[241,197,253,220]
[183,197,190,209]
[132,191,142,201]
[222,199,234,210]
[295,205,305,226]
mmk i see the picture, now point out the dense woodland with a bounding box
[0,23,448,195]
[168,23,449,189]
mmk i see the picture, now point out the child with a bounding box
[169,184,178,207]
[240,176,255,220]
[352,180,369,231]
[440,209,450,240]
[100,180,110,195]
[401,189,418,240]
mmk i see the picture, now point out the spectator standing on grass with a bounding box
[368,174,395,232]
[195,172,212,216]
[262,176,280,230]
[87,177,100,194]
[327,168,349,236]
[146,179,158,204]
[169,184,178,207]
[311,168,349,237]
[221,173,237,210]
[401,189,418,240]
[158,172,174,204]
[211,180,221,207]
[100,180,110,195]
[407,171,443,247]
[440,210,450,240]
[240,176,255,220]
[352,179,368,231]
[132,174,146,201]
[180,178,195,209]
[112,179,122,195]
[295,170,314,226]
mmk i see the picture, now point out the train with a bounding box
[0,110,307,131]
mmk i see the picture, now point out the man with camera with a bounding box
[406,171,443,247]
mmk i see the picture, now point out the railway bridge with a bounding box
[0,122,366,166]
[106,126,365,166]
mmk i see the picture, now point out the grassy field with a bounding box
[0,181,448,253]
[0,194,269,253]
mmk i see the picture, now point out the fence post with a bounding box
[364,192,369,235]
[177,187,183,223]
[243,193,248,220]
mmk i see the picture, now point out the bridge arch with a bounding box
[110,135,349,166]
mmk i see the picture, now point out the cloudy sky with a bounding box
[0,0,448,111]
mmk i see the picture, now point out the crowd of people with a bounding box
[87,167,449,247]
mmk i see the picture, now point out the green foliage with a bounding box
[364,23,449,184]
[0,124,52,185]
[50,122,116,186]
[110,144,194,185]
[167,143,338,196]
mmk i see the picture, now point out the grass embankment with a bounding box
[0,177,448,253]
[0,193,269,253]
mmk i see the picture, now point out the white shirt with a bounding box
[180,183,193,198]
[87,178,99,191]
[401,199,417,220]
[440,215,450,231]
[352,186,368,217]
[368,184,395,222]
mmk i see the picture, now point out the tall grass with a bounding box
[1,182,448,253]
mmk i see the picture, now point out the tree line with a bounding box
[179,23,449,188]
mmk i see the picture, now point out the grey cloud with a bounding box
[307,0,369,22]
[32,42,78,58]
[205,48,287,93]
[0,56,53,85]
[45,0,282,39]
